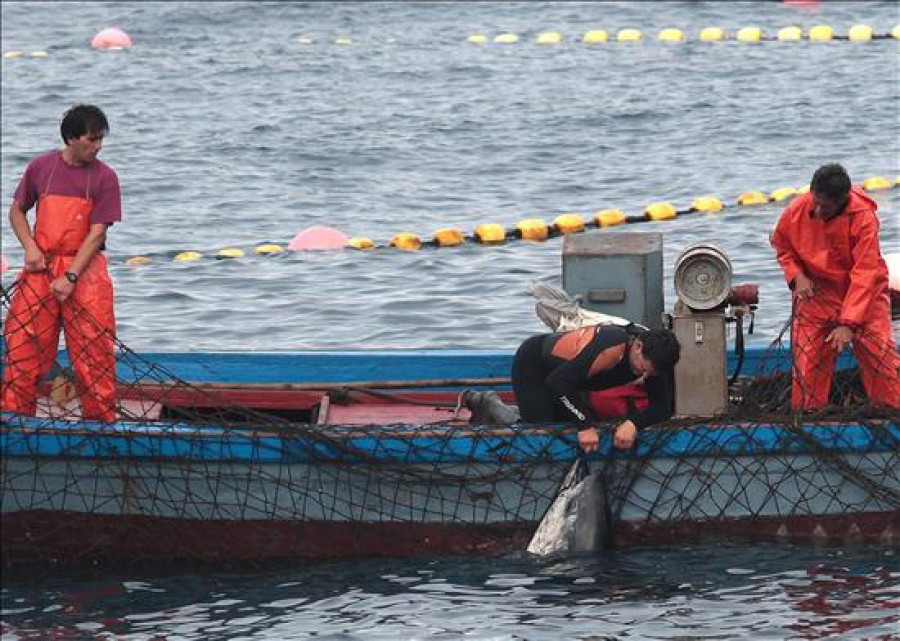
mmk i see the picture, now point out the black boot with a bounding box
[464,390,520,425]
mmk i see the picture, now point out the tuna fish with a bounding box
[527,458,614,556]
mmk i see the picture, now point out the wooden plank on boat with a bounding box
[36,397,163,421]
[153,376,512,392]
[320,400,472,426]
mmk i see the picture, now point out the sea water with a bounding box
[1,2,898,638]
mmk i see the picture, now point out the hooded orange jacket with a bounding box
[770,187,890,329]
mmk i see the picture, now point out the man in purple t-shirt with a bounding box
[2,105,123,422]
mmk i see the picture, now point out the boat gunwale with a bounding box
[2,413,897,463]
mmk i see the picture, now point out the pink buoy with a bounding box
[0,255,8,274]
[91,27,132,49]
[288,226,349,251]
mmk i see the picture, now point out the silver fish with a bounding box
[527,458,614,556]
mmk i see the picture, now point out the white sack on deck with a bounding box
[527,281,632,332]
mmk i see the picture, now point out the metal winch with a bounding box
[670,244,758,417]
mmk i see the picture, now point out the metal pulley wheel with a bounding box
[674,243,733,311]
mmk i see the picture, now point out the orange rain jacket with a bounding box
[770,187,899,408]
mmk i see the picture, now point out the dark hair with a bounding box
[60,105,109,143]
[810,163,851,200]
[640,328,681,372]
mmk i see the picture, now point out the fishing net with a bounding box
[1,276,898,567]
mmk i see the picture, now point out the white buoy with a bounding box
[886,252,900,293]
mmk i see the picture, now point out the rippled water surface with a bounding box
[2,1,899,638]
[2,1,898,351]
[2,544,899,640]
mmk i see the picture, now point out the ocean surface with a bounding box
[2,1,899,639]
[2,544,898,640]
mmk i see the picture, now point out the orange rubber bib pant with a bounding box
[792,289,899,409]
[772,188,900,410]
[2,182,117,421]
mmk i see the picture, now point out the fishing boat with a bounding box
[1,343,897,567]
[3,239,898,566]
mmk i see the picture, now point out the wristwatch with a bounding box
[64,271,78,283]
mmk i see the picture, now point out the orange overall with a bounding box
[771,187,900,410]
[2,160,117,421]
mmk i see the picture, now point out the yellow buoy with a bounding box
[848,25,873,41]
[348,237,375,250]
[216,248,245,259]
[699,27,726,42]
[334,37,353,45]
[494,33,519,44]
[645,202,677,221]
[473,223,506,244]
[3,51,23,58]
[582,29,609,44]
[736,27,763,43]
[516,218,549,241]
[797,184,810,194]
[126,256,152,266]
[536,31,562,45]
[254,244,284,255]
[432,228,465,247]
[658,28,685,43]
[737,191,769,206]
[691,196,724,212]
[174,251,202,262]
[770,187,798,202]
[862,176,892,190]
[893,25,900,40]
[594,209,626,227]
[777,26,803,42]
[808,25,833,42]
[390,233,421,251]
[553,214,585,234]
[468,34,489,44]
[617,28,642,42]
[30,51,49,57]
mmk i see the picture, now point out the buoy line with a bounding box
[96,175,898,268]
[470,24,900,44]
[4,22,898,59]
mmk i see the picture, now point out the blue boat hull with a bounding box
[1,348,897,565]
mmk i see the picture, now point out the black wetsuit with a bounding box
[511,325,673,429]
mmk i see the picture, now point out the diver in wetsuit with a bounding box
[512,324,681,452]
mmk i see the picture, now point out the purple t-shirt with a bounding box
[13,149,122,225]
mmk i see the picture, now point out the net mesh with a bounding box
[1,277,899,565]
